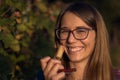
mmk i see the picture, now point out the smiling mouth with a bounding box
[67,46,83,53]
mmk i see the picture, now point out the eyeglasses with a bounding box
[55,27,94,40]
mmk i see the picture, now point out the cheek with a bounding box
[87,40,95,51]
[84,33,96,53]
[60,40,66,45]
[82,40,95,58]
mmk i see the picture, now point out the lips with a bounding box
[66,46,83,54]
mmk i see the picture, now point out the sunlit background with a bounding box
[0,0,120,80]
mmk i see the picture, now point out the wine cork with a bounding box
[54,45,64,60]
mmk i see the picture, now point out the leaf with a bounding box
[10,39,20,52]
[0,32,13,48]
[15,55,25,63]
[0,32,20,52]
[36,2,47,13]
[17,23,27,32]
[9,54,17,64]
[0,48,7,56]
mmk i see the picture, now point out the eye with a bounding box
[76,29,87,34]
[60,29,69,34]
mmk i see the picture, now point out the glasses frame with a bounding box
[55,27,94,40]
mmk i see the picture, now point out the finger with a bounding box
[44,59,61,76]
[40,56,51,70]
[52,72,65,80]
[48,63,64,78]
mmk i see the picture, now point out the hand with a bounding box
[40,56,65,80]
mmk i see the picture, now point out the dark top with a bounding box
[35,69,44,80]
[35,69,120,80]
[115,69,120,80]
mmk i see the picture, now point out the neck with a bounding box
[67,60,88,80]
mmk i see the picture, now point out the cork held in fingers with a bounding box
[54,45,76,74]
[54,45,64,60]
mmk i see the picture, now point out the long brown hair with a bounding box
[55,2,115,80]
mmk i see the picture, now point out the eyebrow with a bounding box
[60,26,68,29]
[60,26,68,28]
[60,26,90,30]
[76,26,88,29]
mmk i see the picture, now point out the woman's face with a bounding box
[60,12,96,63]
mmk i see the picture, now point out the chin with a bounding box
[69,56,89,63]
[69,57,82,62]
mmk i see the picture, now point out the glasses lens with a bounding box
[56,29,69,40]
[73,29,88,40]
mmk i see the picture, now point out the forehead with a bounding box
[61,12,90,29]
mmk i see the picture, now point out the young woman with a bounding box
[40,2,120,80]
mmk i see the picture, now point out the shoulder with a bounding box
[114,69,120,80]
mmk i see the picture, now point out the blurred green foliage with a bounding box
[0,0,120,80]
[0,0,59,79]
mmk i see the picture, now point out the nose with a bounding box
[67,32,77,43]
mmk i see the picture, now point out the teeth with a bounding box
[68,47,82,52]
